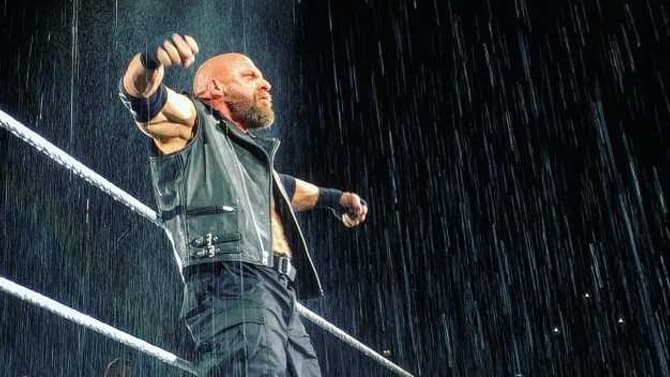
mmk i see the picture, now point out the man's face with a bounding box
[221,59,274,130]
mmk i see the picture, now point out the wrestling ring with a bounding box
[0,109,414,377]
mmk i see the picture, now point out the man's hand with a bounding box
[339,192,368,228]
[153,34,200,68]
[123,34,200,97]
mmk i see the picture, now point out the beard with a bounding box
[227,97,275,130]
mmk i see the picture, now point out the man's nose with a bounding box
[259,78,272,92]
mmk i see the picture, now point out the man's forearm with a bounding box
[280,175,367,227]
[122,53,165,97]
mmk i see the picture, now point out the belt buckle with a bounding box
[277,256,290,275]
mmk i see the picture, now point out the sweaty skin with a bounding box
[271,198,291,256]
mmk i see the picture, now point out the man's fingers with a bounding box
[342,213,363,228]
[354,203,367,224]
[162,40,182,65]
[349,194,364,217]
[145,33,198,69]
[353,202,363,217]
[183,34,200,54]
[340,193,368,226]
[342,213,355,228]
[155,47,172,67]
[171,33,195,60]
[354,196,368,218]
[157,34,198,67]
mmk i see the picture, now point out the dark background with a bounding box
[2,0,670,376]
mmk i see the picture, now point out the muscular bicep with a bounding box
[277,173,318,212]
[120,85,197,154]
[292,177,320,212]
[135,88,197,140]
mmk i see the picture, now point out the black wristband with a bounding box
[315,188,343,209]
[140,49,161,71]
[118,81,168,122]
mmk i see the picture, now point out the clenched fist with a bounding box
[340,192,369,228]
[144,33,200,69]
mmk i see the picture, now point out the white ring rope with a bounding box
[0,111,161,226]
[0,109,414,377]
[296,305,413,377]
[0,275,199,375]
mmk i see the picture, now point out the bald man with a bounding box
[119,34,367,376]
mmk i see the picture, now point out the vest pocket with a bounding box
[186,205,235,216]
[186,205,240,258]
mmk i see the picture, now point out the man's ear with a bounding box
[208,79,226,100]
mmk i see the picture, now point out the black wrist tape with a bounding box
[118,81,168,123]
[315,188,343,209]
[140,49,161,71]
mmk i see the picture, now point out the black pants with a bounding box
[181,262,322,377]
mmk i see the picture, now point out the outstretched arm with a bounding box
[280,174,368,228]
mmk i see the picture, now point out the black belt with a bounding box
[272,254,297,282]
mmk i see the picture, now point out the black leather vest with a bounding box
[148,99,323,298]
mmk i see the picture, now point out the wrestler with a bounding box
[119,33,368,376]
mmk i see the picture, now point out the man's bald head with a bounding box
[192,52,252,98]
[192,52,274,130]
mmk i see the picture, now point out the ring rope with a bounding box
[0,109,414,377]
[0,275,199,375]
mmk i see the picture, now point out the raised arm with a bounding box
[120,34,200,154]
